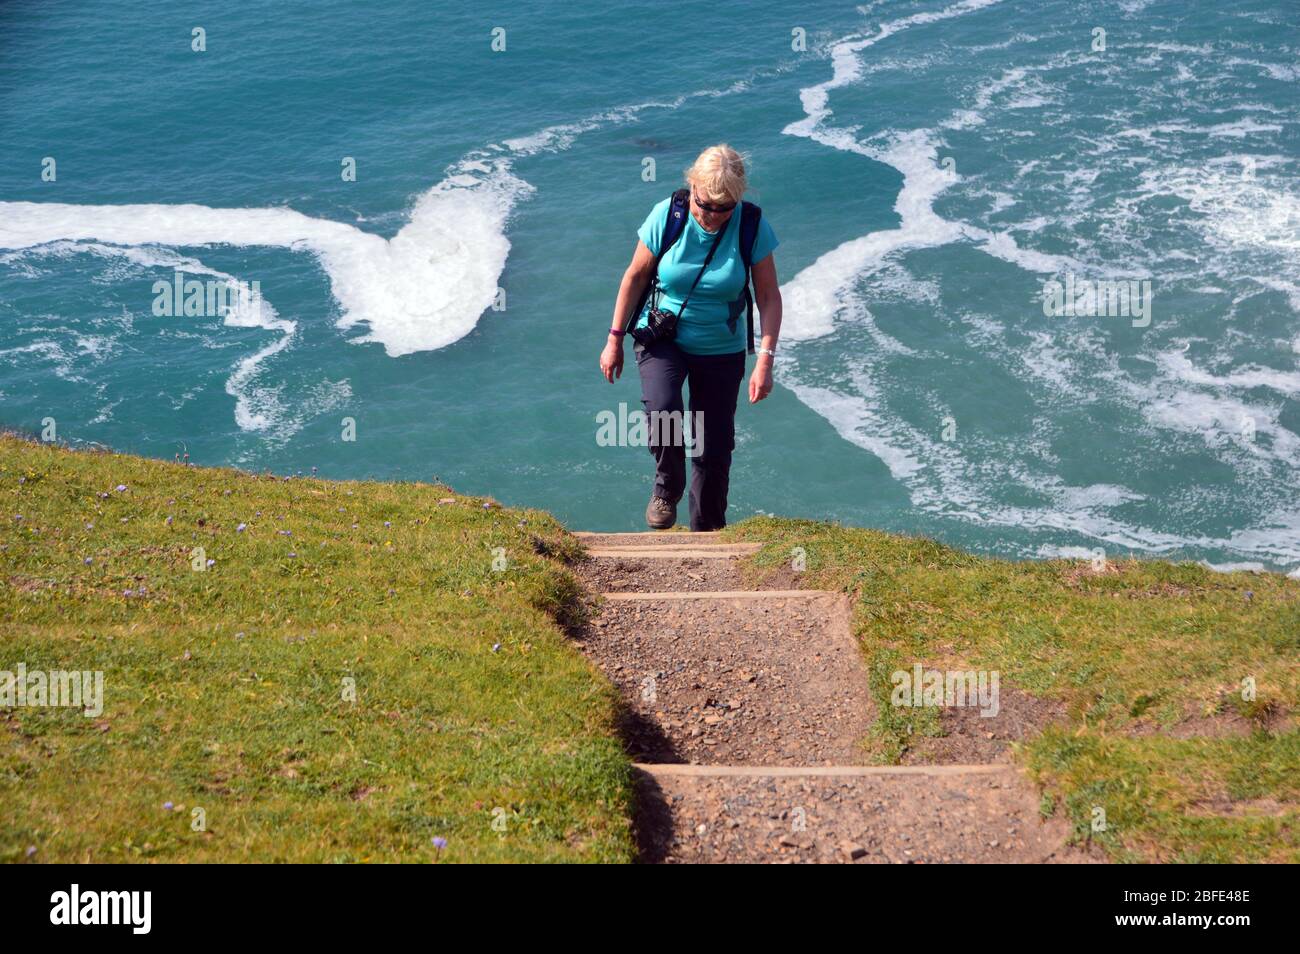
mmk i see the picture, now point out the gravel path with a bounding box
[570,532,1092,864]
[575,589,871,764]
[636,766,1085,864]
[574,552,749,594]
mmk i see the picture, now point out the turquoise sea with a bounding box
[2,0,1298,571]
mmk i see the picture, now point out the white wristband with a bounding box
[757,347,776,358]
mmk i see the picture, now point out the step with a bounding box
[580,591,865,765]
[575,531,726,541]
[600,589,834,601]
[586,545,761,559]
[635,763,1006,778]
[586,542,760,551]
[634,763,1084,864]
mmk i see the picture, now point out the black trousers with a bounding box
[635,338,746,532]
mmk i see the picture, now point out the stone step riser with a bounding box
[600,590,834,601]
[635,763,1005,778]
[587,548,760,559]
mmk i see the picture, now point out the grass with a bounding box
[6,434,1297,864]
[0,434,633,863]
[724,517,1300,862]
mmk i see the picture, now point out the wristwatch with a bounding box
[757,347,776,358]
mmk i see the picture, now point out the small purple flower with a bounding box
[116,485,127,493]
[236,523,247,532]
[25,845,36,858]
[84,557,93,565]
[123,589,134,597]
[432,836,447,850]
[163,801,174,811]
[165,515,173,526]
[206,559,215,568]
[492,643,501,653]
[13,514,21,521]
[287,552,297,558]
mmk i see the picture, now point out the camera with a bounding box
[630,305,679,347]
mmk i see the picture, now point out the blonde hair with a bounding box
[685,144,749,205]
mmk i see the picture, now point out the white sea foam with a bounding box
[784,0,1005,143]
[0,171,521,360]
[1018,332,1086,398]
[1036,544,1102,560]
[78,244,300,436]
[1117,119,1284,140]
[0,339,84,382]
[1199,560,1267,574]
[779,130,963,343]
[1156,349,1300,395]
[1223,57,1300,82]
[1140,164,1300,257]
[784,360,1215,555]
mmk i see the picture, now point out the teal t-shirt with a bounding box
[635,196,778,355]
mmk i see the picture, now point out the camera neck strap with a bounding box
[671,217,729,318]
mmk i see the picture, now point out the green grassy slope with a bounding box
[6,435,1296,864]
[0,435,632,863]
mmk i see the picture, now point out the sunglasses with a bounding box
[693,191,736,214]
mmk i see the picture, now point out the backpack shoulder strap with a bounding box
[738,201,762,354]
[739,200,761,268]
[658,188,691,263]
[629,191,691,333]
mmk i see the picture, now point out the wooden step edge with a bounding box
[573,531,727,540]
[582,545,759,553]
[586,547,761,559]
[633,763,1007,778]
[600,589,835,601]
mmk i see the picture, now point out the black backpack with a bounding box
[633,188,763,354]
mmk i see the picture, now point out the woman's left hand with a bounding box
[749,358,773,404]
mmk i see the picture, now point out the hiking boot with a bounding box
[645,495,676,530]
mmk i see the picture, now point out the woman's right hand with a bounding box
[600,337,624,382]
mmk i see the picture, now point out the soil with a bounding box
[899,686,1070,765]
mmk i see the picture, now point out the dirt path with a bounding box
[570,531,1088,864]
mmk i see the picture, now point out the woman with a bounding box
[600,144,782,531]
